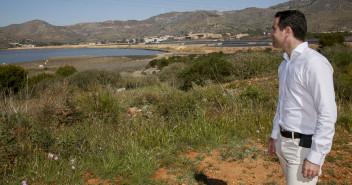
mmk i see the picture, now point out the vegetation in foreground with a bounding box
[1,43,351,184]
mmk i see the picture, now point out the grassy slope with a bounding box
[0,46,351,184]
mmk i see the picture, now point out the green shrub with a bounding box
[318,33,345,48]
[148,58,169,69]
[238,85,269,102]
[55,65,77,77]
[122,75,159,89]
[157,62,187,87]
[263,47,272,53]
[0,114,33,175]
[149,57,179,69]
[78,90,120,122]
[178,55,234,90]
[148,55,195,70]
[226,51,282,80]
[333,51,352,67]
[334,73,352,100]
[337,114,352,132]
[320,45,352,100]
[29,73,55,86]
[52,126,90,158]
[68,70,121,91]
[29,123,55,152]
[0,65,28,94]
[154,89,199,120]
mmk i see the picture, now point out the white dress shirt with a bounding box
[270,42,337,165]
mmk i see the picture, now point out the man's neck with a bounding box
[285,39,304,58]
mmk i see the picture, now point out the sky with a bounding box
[0,0,289,27]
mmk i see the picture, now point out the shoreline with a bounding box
[7,43,275,54]
[7,41,351,52]
[15,54,168,77]
[7,44,272,78]
[9,42,347,77]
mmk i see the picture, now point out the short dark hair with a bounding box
[275,10,307,41]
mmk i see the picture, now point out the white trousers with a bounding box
[276,133,325,185]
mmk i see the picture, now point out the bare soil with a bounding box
[153,142,352,185]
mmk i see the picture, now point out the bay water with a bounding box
[0,48,164,64]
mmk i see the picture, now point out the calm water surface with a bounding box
[0,48,164,64]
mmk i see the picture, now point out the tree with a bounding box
[0,65,28,94]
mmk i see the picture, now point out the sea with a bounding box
[0,48,164,64]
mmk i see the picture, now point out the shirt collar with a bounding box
[283,42,308,61]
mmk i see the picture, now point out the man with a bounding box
[267,10,337,184]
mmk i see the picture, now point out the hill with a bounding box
[0,0,351,45]
[0,20,82,44]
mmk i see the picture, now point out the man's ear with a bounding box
[284,26,293,37]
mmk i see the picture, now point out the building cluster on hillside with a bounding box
[142,32,258,43]
[144,35,174,43]
[144,32,225,43]
[185,33,223,40]
[9,43,35,48]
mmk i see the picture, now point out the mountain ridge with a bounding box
[0,0,351,45]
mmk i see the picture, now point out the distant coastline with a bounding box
[7,42,272,54]
[7,42,352,77]
[9,41,351,53]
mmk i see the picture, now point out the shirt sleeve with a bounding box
[271,100,280,139]
[305,57,337,165]
[271,63,283,140]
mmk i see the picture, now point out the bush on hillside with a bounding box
[68,70,122,91]
[178,54,233,90]
[148,55,192,70]
[226,51,282,80]
[0,65,28,94]
[154,89,199,120]
[0,114,39,174]
[29,73,55,86]
[55,65,77,77]
[320,45,352,100]
[318,33,345,48]
[157,62,187,88]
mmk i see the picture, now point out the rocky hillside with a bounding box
[0,0,351,44]
[0,20,81,43]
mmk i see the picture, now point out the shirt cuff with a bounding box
[306,150,324,165]
[270,129,279,139]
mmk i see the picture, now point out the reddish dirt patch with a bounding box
[83,172,119,185]
[183,149,284,185]
[153,167,179,184]
[154,142,352,184]
[83,171,127,185]
[197,151,283,184]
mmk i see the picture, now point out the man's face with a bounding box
[270,17,285,48]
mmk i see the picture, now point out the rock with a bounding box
[117,88,126,92]
[127,107,142,117]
